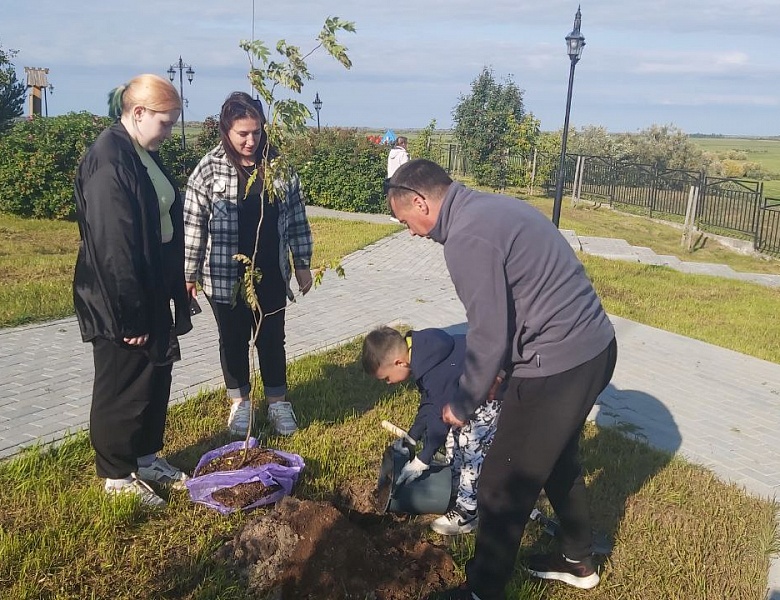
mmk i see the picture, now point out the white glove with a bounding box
[392,438,411,456]
[396,457,429,486]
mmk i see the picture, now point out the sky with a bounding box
[2,0,779,136]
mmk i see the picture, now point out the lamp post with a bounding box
[43,84,53,117]
[313,92,322,132]
[551,6,586,228]
[167,57,195,150]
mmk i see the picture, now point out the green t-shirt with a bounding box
[132,140,175,243]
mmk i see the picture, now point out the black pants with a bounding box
[207,288,287,400]
[466,338,618,600]
[90,338,173,479]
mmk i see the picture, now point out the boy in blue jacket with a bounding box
[362,326,501,535]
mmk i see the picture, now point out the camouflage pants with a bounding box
[444,398,501,511]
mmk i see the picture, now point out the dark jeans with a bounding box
[207,287,287,399]
[466,338,618,600]
[90,337,173,479]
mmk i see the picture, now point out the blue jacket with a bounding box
[407,329,465,465]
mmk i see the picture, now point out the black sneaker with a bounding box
[525,552,600,589]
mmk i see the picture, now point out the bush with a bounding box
[158,115,221,189]
[0,113,110,219]
[287,128,388,214]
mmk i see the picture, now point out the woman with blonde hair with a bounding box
[73,74,193,507]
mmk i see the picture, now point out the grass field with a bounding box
[690,136,780,197]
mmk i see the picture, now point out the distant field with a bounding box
[691,137,780,173]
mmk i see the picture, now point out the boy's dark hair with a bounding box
[361,326,407,375]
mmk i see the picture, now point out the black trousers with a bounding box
[90,337,173,479]
[207,288,287,399]
[466,338,618,600]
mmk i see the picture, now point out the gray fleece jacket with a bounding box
[428,182,615,422]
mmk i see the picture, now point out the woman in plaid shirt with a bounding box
[183,92,313,437]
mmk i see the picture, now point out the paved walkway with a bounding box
[1,206,778,596]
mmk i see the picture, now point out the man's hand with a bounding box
[396,457,428,485]
[488,375,504,401]
[442,404,467,428]
[295,268,313,295]
[185,282,198,299]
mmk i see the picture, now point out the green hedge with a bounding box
[287,128,389,214]
[0,114,387,220]
[0,113,110,219]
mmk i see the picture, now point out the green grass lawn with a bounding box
[0,339,775,600]
[0,214,400,328]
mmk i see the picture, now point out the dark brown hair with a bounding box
[361,326,407,375]
[218,91,276,171]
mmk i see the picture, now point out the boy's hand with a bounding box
[396,457,428,485]
[392,438,411,456]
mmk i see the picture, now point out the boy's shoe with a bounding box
[525,552,600,589]
[267,401,298,436]
[228,399,252,436]
[105,474,166,508]
[431,505,478,535]
[137,457,189,491]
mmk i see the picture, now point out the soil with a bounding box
[214,479,460,600]
[198,447,291,476]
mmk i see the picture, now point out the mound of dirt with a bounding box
[215,492,459,599]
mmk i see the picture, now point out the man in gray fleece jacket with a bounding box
[385,160,617,600]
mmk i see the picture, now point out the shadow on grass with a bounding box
[581,384,680,554]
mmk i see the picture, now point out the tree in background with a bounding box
[0,42,25,134]
[567,125,629,159]
[452,67,539,189]
[408,119,437,161]
[621,124,709,172]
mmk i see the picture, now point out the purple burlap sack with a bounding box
[185,437,305,514]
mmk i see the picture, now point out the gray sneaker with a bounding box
[267,401,298,436]
[137,457,189,491]
[105,474,166,507]
[228,399,252,436]
[431,505,478,535]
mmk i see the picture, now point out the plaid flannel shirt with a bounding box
[183,144,313,304]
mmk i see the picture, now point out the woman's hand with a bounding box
[185,282,198,299]
[295,268,313,296]
[123,334,149,346]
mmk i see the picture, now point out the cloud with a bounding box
[636,51,751,75]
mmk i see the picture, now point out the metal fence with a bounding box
[426,142,780,256]
[546,154,778,256]
[757,197,780,256]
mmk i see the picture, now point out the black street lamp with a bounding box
[167,57,195,150]
[551,6,586,228]
[313,92,322,132]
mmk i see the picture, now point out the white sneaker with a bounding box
[105,474,166,507]
[267,401,298,436]
[137,457,189,491]
[431,505,478,535]
[228,400,252,436]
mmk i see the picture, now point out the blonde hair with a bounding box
[107,74,181,119]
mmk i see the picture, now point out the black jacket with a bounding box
[407,329,466,465]
[73,122,191,365]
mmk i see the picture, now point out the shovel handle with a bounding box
[380,420,416,446]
